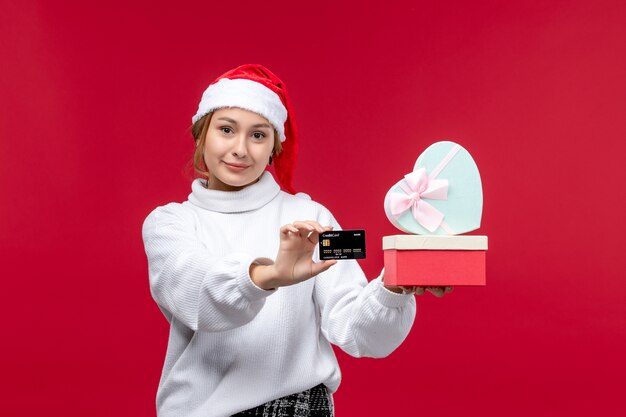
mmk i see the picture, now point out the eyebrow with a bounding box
[217,117,272,129]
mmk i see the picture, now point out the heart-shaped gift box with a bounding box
[383,141,483,235]
[382,141,487,286]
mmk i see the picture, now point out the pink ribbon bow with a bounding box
[389,168,449,233]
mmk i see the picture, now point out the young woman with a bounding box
[142,64,451,417]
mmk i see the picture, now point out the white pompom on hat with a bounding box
[192,64,299,194]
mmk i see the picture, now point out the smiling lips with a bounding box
[223,161,250,171]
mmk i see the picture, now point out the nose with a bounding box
[232,134,247,158]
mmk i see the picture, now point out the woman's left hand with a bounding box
[384,285,454,297]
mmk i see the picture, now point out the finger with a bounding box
[311,259,337,276]
[301,221,328,243]
[400,286,417,295]
[292,222,315,231]
[415,286,426,296]
[306,220,325,233]
[426,286,445,297]
[445,286,454,294]
[307,231,320,245]
[280,224,299,234]
[291,222,316,238]
[295,220,325,234]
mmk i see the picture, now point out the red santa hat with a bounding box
[192,64,299,194]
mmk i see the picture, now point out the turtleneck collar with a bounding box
[188,171,281,213]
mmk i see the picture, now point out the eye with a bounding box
[252,132,266,140]
[220,127,233,134]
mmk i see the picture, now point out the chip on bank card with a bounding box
[319,230,366,260]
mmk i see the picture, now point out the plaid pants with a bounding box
[232,384,334,417]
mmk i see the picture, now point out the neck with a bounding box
[204,176,260,192]
[189,171,281,213]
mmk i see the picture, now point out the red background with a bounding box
[1,0,625,416]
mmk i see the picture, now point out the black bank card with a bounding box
[319,230,366,260]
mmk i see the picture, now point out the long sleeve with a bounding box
[142,203,275,332]
[146,177,420,417]
[313,214,417,358]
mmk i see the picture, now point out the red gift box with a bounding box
[383,235,488,286]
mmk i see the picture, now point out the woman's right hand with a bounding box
[250,221,337,290]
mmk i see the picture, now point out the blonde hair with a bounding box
[190,111,283,178]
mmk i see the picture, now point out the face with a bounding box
[203,107,275,191]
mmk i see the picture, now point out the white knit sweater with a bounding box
[142,172,416,417]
